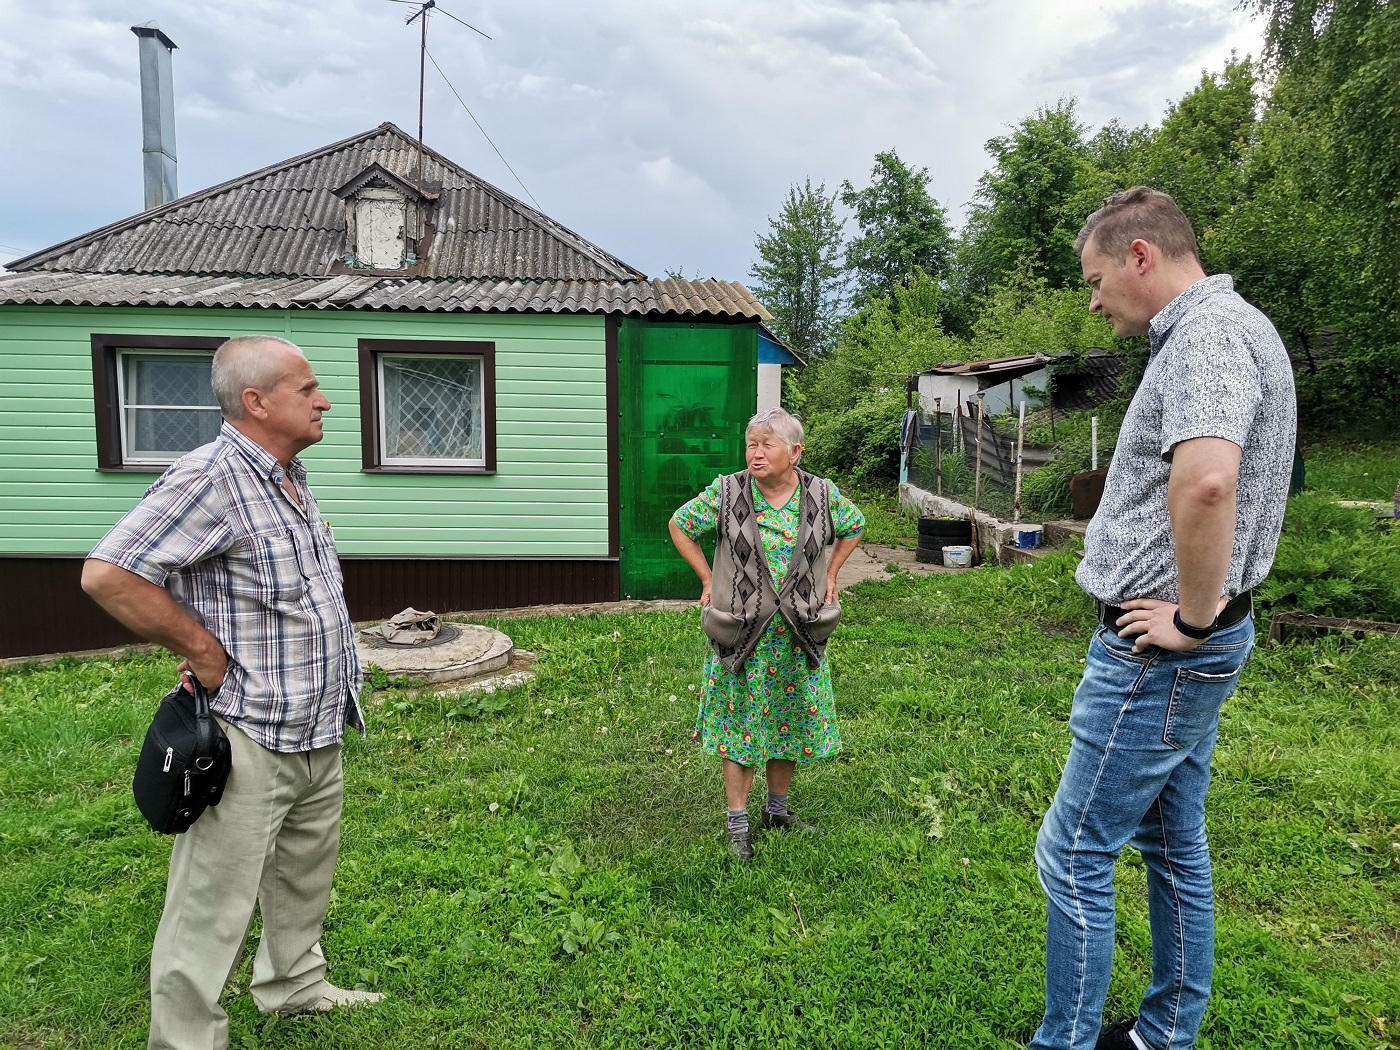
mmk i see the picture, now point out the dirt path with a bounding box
[834,541,963,590]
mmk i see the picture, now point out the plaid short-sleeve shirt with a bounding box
[89,422,364,753]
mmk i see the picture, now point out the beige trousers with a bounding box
[147,720,344,1050]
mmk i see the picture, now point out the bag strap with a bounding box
[186,674,218,772]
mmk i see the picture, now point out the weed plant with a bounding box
[1257,493,1400,621]
[828,483,918,548]
[1019,406,1126,518]
[1,554,1396,1048]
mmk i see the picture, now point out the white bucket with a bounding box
[942,545,974,567]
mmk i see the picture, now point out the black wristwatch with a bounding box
[1173,609,1218,639]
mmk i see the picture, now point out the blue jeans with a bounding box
[1031,615,1254,1050]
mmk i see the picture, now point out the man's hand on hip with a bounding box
[81,559,230,687]
[1113,596,1228,653]
[177,647,229,691]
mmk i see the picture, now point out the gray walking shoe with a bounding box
[276,985,386,1016]
[759,809,821,834]
[726,826,754,862]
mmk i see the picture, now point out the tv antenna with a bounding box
[385,0,491,195]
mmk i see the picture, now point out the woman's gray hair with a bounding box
[746,407,804,449]
[210,335,304,419]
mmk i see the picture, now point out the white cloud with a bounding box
[0,0,1266,280]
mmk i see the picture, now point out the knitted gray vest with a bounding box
[701,470,842,674]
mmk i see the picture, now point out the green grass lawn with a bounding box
[834,483,918,547]
[2,554,1397,1049]
[1304,436,1400,503]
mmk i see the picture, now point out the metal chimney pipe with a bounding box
[131,21,178,210]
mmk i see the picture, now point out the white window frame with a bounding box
[376,352,486,468]
[115,348,221,466]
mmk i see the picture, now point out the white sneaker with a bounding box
[278,985,385,1015]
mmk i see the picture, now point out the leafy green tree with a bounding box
[838,151,955,307]
[1232,0,1400,425]
[796,272,961,482]
[1130,58,1259,272]
[965,262,1116,364]
[1087,118,1152,186]
[958,100,1104,294]
[1210,91,1343,399]
[748,179,847,357]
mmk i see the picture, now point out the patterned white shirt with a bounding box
[1077,274,1297,605]
[89,422,364,752]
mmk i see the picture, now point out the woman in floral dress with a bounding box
[668,408,864,861]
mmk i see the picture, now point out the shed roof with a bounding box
[922,353,1052,377]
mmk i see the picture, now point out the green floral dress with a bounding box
[672,476,865,767]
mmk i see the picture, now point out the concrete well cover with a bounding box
[357,622,512,684]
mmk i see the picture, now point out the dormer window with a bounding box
[355,187,407,268]
[333,162,436,272]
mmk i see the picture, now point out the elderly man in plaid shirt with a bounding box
[83,335,379,1050]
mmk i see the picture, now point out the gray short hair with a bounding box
[210,335,304,419]
[746,407,804,449]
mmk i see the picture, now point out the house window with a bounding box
[91,334,226,471]
[119,352,222,464]
[358,339,496,473]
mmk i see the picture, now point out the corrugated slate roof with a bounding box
[0,270,771,319]
[1049,348,1124,410]
[9,123,643,283]
[0,122,773,320]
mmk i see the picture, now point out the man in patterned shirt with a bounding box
[83,335,379,1050]
[1030,189,1296,1050]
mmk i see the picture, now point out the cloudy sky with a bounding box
[0,0,1265,279]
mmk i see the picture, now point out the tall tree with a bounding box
[748,179,847,357]
[1132,57,1259,271]
[1232,0,1400,423]
[797,272,961,482]
[1087,118,1152,186]
[958,100,1103,295]
[838,150,954,307]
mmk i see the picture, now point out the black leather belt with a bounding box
[1100,590,1253,633]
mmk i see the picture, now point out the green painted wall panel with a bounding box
[0,304,609,557]
[617,319,757,599]
[0,480,605,500]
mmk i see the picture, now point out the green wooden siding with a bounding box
[0,305,608,556]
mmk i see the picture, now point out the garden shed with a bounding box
[915,354,1052,418]
[0,122,795,658]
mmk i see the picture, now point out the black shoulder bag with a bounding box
[132,674,232,834]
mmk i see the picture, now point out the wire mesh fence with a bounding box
[904,405,1056,521]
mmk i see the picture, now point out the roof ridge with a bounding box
[397,127,643,280]
[8,124,399,272]
[11,122,647,282]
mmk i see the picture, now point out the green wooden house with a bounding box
[0,123,796,659]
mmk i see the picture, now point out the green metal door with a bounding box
[618,319,756,599]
